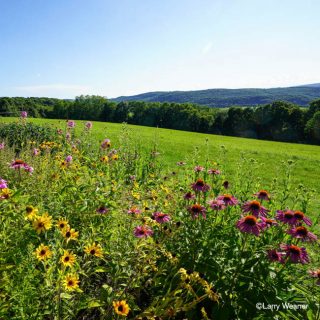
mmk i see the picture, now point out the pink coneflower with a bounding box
[96,206,108,214]
[127,207,141,215]
[184,191,195,200]
[191,179,210,193]
[188,203,206,219]
[207,199,225,211]
[207,168,221,175]
[293,211,312,226]
[67,120,75,128]
[85,121,93,130]
[276,210,296,225]
[57,129,63,135]
[222,181,229,189]
[242,200,269,217]
[101,139,111,149]
[0,179,8,189]
[134,225,153,238]
[287,226,317,242]
[33,148,40,156]
[254,190,271,201]
[0,142,4,150]
[217,194,238,206]
[24,165,34,174]
[66,155,73,163]
[308,270,320,285]
[176,161,186,166]
[267,249,285,263]
[261,217,278,229]
[152,212,170,223]
[10,159,26,169]
[236,215,264,236]
[280,244,310,264]
[194,165,204,172]
[21,111,27,118]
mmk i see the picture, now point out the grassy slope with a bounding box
[1,117,320,212]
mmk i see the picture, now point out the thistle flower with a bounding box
[134,225,153,238]
[191,179,210,192]
[217,194,238,206]
[308,270,320,285]
[287,226,317,242]
[254,190,271,201]
[67,120,75,128]
[21,111,27,118]
[241,200,269,217]
[85,121,93,129]
[207,199,225,211]
[267,249,284,263]
[188,203,206,219]
[0,142,4,150]
[84,243,103,258]
[35,244,52,261]
[152,211,171,223]
[0,179,8,189]
[236,215,264,236]
[113,300,130,316]
[63,274,80,291]
[280,244,310,264]
[65,155,73,163]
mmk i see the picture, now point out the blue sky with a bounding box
[0,0,319,98]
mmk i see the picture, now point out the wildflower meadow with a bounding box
[0,115,319,319]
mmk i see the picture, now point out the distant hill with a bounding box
[110,84,320,107]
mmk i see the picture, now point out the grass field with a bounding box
[2,116,320,213]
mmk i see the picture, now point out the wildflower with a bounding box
[65,155,72,163]
[267,249,284,263]
[127,207,141,215]
[56,219,69,231]
[0,179,8,189]
[261,217,278,229]
[26,205,39,220]
[134,225,153,238]
[241,200,269,217]
[191,179,210,192]
[194,165,204,172]
[113,300,130,316]
[276,210,296,225]
[10,160,33,173]
[236,215,264,236]
[176,161,186,166]
[100,155,109,163]
[35,244,52,261]
[33,213,52,233]
[188,203,206,219]
[96,206,108,214]
[21,111,28,118]
[33,148,40,156]
[60,250,77,268]
[217,194,238,206]
[287,226,317,242]
[0,188,10,200]
[308,270,320,285]
[0,142,4,150]
[254,190,271,201]
[184,191,195,200]
[280,244,310,264]
[204,283,219,302]
[208,168,221,175]
[63,227,79,242]
[57,129,63,135]
[85,121,92,129]
[60,160,68,169]
[66,132,71,140]
[222,180,229,189]
[101,139,111,149]
[178,268,189,281]
[152,212,171,223]
[63,274,80,291]
[293,210,312,226]
[208,199,225,211]
[84,243,103,258]
[67,120,75,128]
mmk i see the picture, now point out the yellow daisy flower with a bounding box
[35,244,52,261]
[84,243,103,258]
[33,213,52,234]
[26,205,39,220]
[60,250,76,268]
[56,219,69,231]
[0,188,11,199]
[113,300,130,316]
[100,155,109,163]
[62,227,79,242]
[63,274,80,291]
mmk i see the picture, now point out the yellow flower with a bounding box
[62,227,79,242]
[0,188,11,199]
[111,154,119,160]
[84,243,103,258]
[60,160,67,169]
[35,244,52,261]
[56,219,69,231]
[26,205,39,220]
[60,250,76,268]
[113,300,130,316]
[100,155,109,163]
[33,213,52,233]
[63,274,80,291]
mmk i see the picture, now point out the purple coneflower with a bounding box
[152,212,170,223]
[254,190,271,201]
[101,139,111,149]
[0,179,8,189]
[217,194,238,206]
[287,226,317,242]
[242,200,269,217]
[236,215,264,236]
[194,165,204,172]
[267,249,285,263]
[188,203,206,219]
[280,244,310,264]
[127,207,141,215]
[24,164,34,174]
[261,217,278,229]
[276,210,296,225]
[85,121,93,130]
[21,111,27,118]
[207,199,225,211]
[67,120,75,128]
[191,179,210,193]
[207,168,221,175]
[308,270,320,285]
[293,211,312,226]
[96,206,108,214]
[134,225,153,238]
[184,191,195,200]
[66,155,73,163]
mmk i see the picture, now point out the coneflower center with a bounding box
[192,205,202,213]
[284,212,294,219]
[250,201,261,210]
[289,245,301,254]
[244,216,257,226]
[196,180,205,187]
[294,211,304,219]
[296,227,308,236]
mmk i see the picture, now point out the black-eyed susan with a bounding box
[33,213,52,234]
[35,244,52,261]
[100,155,109,163]
[113,300,130,316]
[60,250,76,268]
[56,219,69,231]
[84,243,103,258]
[62,227,79,242]
[26,205,39,220]
[63,273,80,291]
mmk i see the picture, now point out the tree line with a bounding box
[0,96,320,145]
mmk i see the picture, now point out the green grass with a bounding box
[2,116,320,212]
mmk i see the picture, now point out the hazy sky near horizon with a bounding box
[1,0,319,98]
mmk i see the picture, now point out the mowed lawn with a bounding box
[2,117,320,212]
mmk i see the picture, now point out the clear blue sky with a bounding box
[0,0,319,98]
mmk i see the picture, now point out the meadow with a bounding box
[0,116,319,319]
